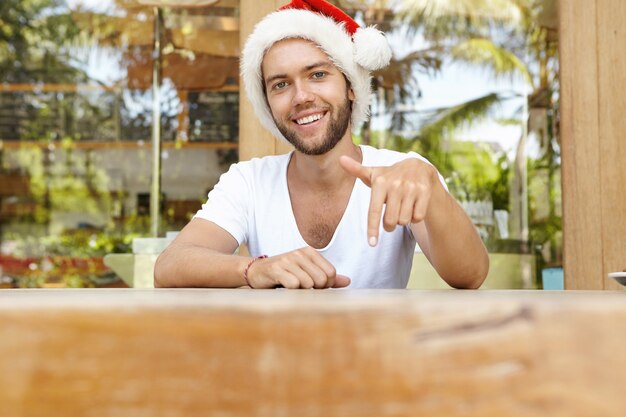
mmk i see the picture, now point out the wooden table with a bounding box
[1,289,625,417]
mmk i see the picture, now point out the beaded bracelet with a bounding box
[243,255,268,288]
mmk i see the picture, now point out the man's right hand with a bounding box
[246,247,350,289]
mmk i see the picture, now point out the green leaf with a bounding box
[450,38,532,85]
[418,92,503,141]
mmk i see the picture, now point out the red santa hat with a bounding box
[241,0,392,143]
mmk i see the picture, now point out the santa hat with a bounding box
[241,0,392,143]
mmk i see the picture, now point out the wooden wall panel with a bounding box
[559,0,603,289]
[559,0,626,289]
[239,0,293,161]
[597,0,626,289]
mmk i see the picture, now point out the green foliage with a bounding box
[393,93,507,179]
[0,0,84,83]
[437,141,510,205]
[4,227,138,288]
[395,0,528,35]
[490,154,511,210]
[41,230,136,257]
[417,93,503,145]
[527,141,562,266]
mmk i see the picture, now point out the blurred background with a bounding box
[0,0,560,288]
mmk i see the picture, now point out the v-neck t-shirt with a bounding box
[194,145,444,288]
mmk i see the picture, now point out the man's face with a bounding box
[261,38,355,155]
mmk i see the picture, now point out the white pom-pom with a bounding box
[353,26,392,71]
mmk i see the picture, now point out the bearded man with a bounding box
[154,0,489,289]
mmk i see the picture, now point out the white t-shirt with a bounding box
[195,145,443,288]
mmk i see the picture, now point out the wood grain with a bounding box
[558,0,602,289]
[0,289,625,417]
[596,0,626,289]
[559,0,626,289]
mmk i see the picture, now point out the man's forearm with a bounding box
[154,243,249,288]
[420,184,489,289]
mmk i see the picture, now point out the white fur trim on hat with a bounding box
[241,8,391,144]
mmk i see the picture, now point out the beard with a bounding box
[273,96,352,156]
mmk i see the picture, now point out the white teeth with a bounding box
[296,113,323,125]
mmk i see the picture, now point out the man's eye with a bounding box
[312,72,326,79]
[273,81,287,90]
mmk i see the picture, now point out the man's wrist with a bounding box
[243,255,268,288]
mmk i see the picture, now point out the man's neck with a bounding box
[288,136,361,192]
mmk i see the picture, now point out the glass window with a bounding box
[0,0,240,288]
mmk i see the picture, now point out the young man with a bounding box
[154,0,489,289]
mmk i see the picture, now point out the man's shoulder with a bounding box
[232,152,290,168]
[226,152,291,179]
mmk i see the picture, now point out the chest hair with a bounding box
[292,193,346,249]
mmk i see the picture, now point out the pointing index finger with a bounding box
[339,155,372,187]
[368,179,386,246]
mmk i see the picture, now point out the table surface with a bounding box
[1,287,624,308]
[1,289,625,417]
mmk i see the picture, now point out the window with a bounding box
[0,0,240,287]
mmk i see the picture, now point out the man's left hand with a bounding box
[339,156,438,246]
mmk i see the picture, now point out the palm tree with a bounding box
[361,0,531,146]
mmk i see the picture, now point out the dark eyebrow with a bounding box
[264,61,334,87]
[265,73,287,87]
[304,61,333,72]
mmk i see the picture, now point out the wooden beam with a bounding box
[559,0,603,289]
[238,0,293,161]
[559,0,626,289]
[596,0,626,289]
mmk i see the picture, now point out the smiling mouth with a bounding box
[295,113,324,126]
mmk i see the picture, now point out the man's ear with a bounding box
[348,87,356,101]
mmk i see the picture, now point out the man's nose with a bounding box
[292,81,315,105]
